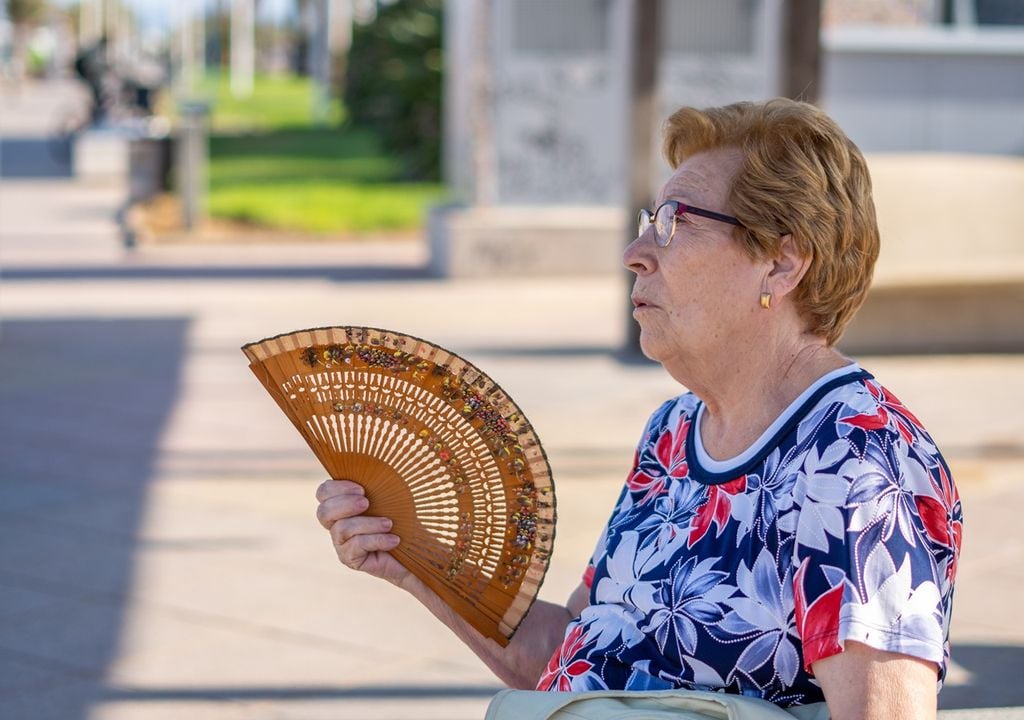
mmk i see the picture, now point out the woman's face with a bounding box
[624,147,767,373]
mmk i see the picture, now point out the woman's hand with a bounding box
[315,479,411,589]
[316,478,583,688]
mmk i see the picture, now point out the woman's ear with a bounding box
[766,234,811,300]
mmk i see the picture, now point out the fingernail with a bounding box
[357,497,370,510]
[381,518,392,530]
[387,534,400,546]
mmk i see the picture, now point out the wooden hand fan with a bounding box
[241,326,555,646]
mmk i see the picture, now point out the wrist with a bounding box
[396,570,425,597]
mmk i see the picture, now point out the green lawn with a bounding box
[199,73,344,132]
[192,73,445,234]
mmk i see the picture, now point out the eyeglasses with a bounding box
[637,200,745,247]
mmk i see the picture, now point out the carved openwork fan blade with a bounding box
[242,326,555,646]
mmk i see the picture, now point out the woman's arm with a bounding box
[813,640,938,720]
[401,573,589,688]
[316,479,588,688]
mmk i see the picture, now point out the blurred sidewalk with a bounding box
[2,80,1024,720]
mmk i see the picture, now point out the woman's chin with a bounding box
[636,331,666,363]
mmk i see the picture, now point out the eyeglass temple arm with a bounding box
[679,205,744,227]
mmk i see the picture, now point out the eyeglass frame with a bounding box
[637,200,745,248]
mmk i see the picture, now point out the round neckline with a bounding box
[686,363,871,485]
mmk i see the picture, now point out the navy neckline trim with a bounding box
[685,369,874,485]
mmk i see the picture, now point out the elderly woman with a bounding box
[315,99,962,718]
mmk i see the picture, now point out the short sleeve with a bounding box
[791,423,961,681]
[582,403,674,589]
[582,483,629,589]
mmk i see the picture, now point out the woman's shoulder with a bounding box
[794,372,949,488]
[811,373,940,448]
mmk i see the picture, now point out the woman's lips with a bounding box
[631,297,657,317]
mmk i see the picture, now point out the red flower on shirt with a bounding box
[688,475,747,547]
[626,469,666,505]
[793,558,844,672]
[843,381,926,444]
[915,462,963,581]
[536,624,595,691]
[627,419,691,504]
[659,417,690,476]
[582,564,596,589]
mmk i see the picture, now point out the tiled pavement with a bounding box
[2,80,1023,720]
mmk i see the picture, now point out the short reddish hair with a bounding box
[663,99,879,345]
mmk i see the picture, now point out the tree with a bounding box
[6,0,46,24]
[5,0,47,81]
[344,0,443,180]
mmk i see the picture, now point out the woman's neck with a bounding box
[682,336,850,462]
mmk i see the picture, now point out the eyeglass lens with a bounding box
[637,205,675,246]
[654,203,676,245]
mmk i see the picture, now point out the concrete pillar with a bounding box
[310,0,330,124]
[79,0,103,48]
[470,0,495,207]
[624,0,660,354]
[176,101,210,231]
[230,0,255,98]
[781,0,822,102]
[177,0,206,95]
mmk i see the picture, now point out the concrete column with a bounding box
[310,0,330,124]
[177,1,194,94]
[624,0,659,354]
[195,0,206,82]
[104,0,118,62]
[781,0,822,102]
[79,0,103,48]
[178,0,206,94]
[177,101,210,231]
[230,0,255,98]
[442,0,475,202]
[470,0,496,207]
[309,0,353,124]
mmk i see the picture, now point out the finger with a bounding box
[329,515,393,545]
[316,493,370,529]
[336,532,401,569]
[315,479,365,503]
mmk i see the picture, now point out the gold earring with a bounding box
[760,291,772,309]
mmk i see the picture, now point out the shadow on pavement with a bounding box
[100,683,502,701]
[0,316,189,720]
[0,264,433,282]
[462,343,617,359]
[940,644,1024,709]
[0,137,73,178]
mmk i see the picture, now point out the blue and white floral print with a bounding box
[538,368,962,706]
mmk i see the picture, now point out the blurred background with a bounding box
[1,1,1023,719]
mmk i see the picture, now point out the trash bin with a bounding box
[129,135,172,203]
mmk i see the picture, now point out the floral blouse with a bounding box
[537,365,962,706]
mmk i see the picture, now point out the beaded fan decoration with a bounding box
[241,326,555,646]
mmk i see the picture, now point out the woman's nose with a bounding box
[623,226,655,275]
